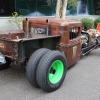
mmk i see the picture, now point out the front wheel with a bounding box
[0,57,11,70]
[36,51,68,92]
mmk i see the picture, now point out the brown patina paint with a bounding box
[0,18,82,67]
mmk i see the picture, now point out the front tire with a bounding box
[36,51,68,92]
[0,57,11,70]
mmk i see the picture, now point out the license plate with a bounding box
[0,55,5,63]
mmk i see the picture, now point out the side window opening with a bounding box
[69,27,79,40]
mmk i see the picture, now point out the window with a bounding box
[0,0,15,16]
[16,0,56,16]
[0,0,98,17]
[69,27,79,39]
[0,0,56,17]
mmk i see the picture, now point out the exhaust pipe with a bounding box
[25,18,29,38]
[46,19,50,36]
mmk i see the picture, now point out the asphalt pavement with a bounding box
[0,48,100,100]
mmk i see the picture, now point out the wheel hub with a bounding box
[48,60,64,84]
[50,67,56,74]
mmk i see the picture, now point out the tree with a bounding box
[56,0,77,19]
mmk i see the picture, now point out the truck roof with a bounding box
[23,18,81,26]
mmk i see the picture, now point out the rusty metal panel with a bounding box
[12,42,19,60]
[0,30,25,60]
[0,40,13,54]
[0,40,18,60]
[59,37,81,67]
[66,38,81,67]
[23,18,69,36]
[0,30,25,40]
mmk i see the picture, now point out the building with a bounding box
[0,0,99,30]
[0,0,100,17]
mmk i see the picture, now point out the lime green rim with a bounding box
[48,60,64,84]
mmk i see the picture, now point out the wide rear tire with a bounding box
[36,51,68,92]
[26,48,50,88]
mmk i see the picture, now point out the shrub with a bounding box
[94,16,100,28]
[8,12,24,29]
[81,18,94,30]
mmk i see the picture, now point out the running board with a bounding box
[81,44,99,56]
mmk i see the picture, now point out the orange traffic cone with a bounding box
[96,23,100,30]
[96,23,100,35]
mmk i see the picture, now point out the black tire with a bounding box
[26,48,50,88]
[36,51,68,92]
[0,57,11,70]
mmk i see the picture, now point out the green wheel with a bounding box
[36,51,68,92]
[49,60,64,84]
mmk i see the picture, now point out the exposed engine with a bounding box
[81,32,95,48]
[81,32,100,56]
[81,33,89,48]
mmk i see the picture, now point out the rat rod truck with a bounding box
[0,18,100,92]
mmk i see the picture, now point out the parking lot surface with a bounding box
[0,48,100,100]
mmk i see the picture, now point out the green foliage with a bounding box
[8,12,24,29]
[94,17,100,28]
[81,18,94,29]
[46,0,78,7]
[67,0,77,8]
[71,18,79,21]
